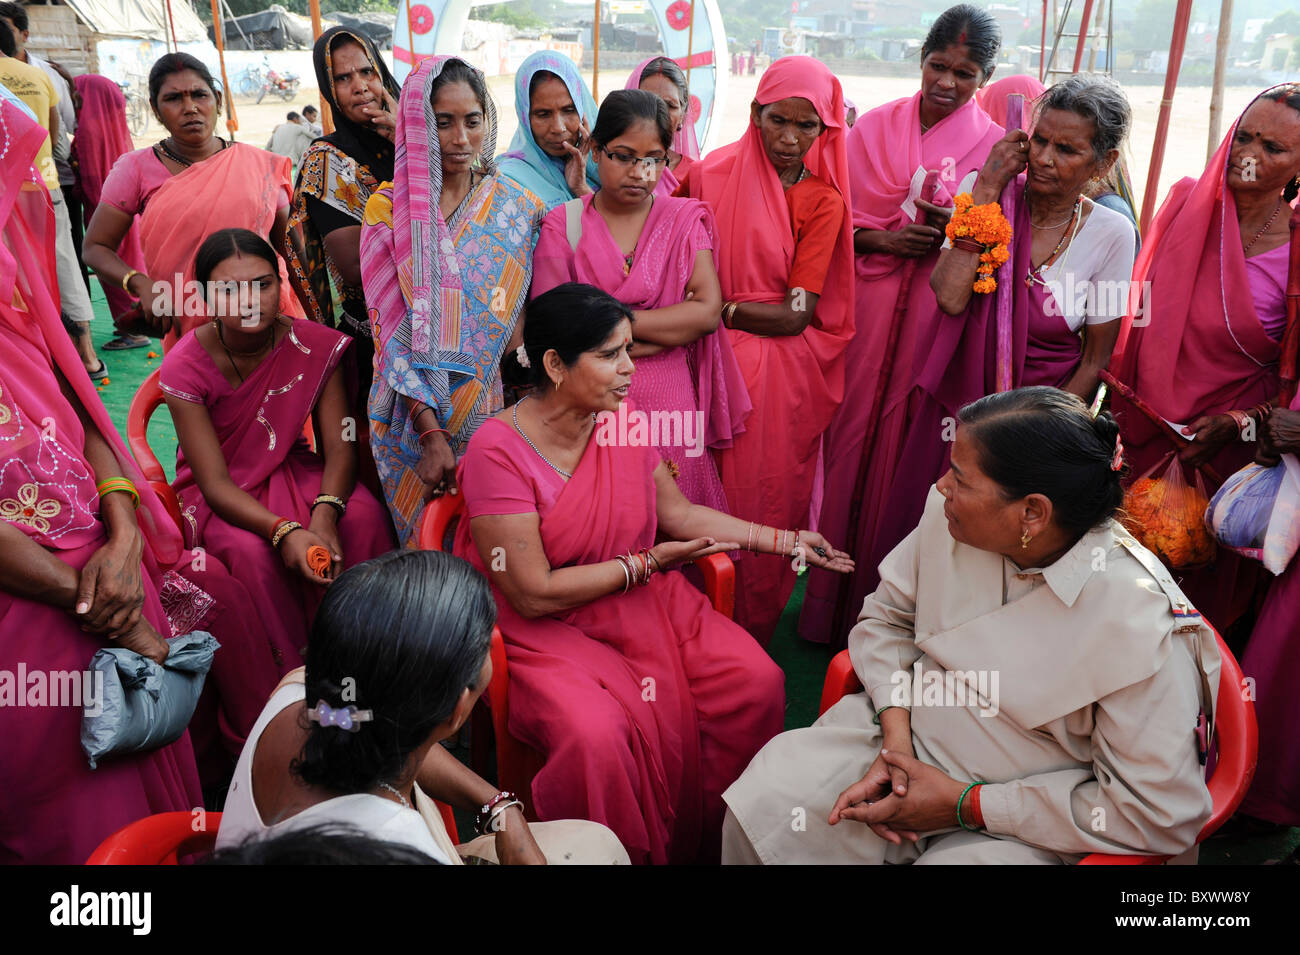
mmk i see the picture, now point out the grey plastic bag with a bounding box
[81,631,220,769]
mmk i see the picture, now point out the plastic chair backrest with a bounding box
[817,628,1257,865]
[126,368,184,530]
[86,811,222,865]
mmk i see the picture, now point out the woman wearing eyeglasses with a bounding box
[530,89,748,508]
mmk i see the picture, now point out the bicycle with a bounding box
[119,78,150,137]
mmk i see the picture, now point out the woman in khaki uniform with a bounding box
[723,387,1220,864]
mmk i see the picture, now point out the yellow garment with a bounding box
[0,58,59,190]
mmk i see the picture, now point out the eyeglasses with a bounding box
[598,146,668,173]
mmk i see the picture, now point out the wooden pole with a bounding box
[1039,0,1048,82]
[209,0,238,134]
[1208,0,1233,163]
[1072,0,1095,73]
[685,0,697,88]
[1086,0,1105,72]
[164,0,178,52]
[592,0,601,100]
[307,0,332,135]
[1140,0,1193,234]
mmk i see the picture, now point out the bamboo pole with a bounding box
[209,0,238,134]
[308,0,332,134]
[1208,0,1233,163]
[1140,0,1193,234]
[163,0,177,52]
[1039,0,1048,82]
[592,0,601,100]
[1086,0,1105,72]
[1071,0,1095,73]
[685,0,696,88]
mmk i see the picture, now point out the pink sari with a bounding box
[624,59,701,198]
[975,75,1045,128]
[0,92,202,863]
[134,143,304,342]
[688,56,854,643]
[453,415,784,864]
[71,74,145,322]
[1111,106,1286,630]
[803,93,1003,643]
[531,193,749,508]
[159,319,397,670]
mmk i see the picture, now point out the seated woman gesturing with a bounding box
[453,284,852,864]
[160,229,396,670]
[723,388,1220,864]
[531,89,748,509]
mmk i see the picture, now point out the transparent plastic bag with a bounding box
[1121,452,1217,571]
[1206,454,1300,575]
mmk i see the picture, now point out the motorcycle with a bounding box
[255,59,301,104]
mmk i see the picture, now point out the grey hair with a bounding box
[1037,74,1131,163]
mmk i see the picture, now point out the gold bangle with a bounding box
[312,494,346,516]
[271,520,303,548]
[121,269,142,294]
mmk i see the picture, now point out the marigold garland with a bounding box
[946,192,1013,294]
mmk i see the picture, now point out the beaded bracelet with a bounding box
[312,493,347,517]
[482,798,525,834]
[271,520,303,549]
[475,791,517,835]
[96,478,140,510]
[957,781,986,832]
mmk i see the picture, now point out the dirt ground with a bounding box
[132,68,1264,214]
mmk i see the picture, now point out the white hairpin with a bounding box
[515,344,530,368]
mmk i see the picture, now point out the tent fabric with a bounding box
[64,0,209,43]
[212,6,325,51]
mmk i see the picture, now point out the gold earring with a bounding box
[1020,529,1032,550]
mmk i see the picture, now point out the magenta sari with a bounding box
[803,93,1003,643]
[531,193,749,508]
[453,415,784,864]
[159,319,397,670]
[0,91,202,863]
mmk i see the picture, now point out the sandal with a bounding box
[102,334,152,351]
[87,360,109,382]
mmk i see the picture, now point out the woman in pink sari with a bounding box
[623,56,700,196]
[805,6,1006,643]
[1110,85,1300,632]
[976,73,1045,128]
[0,88,202,863]
[454,284,851,863]
[69,73,150,349]
[532,89,747,508]
[678,55,855,644]
[160,229,395,673]
[84,53,307,347]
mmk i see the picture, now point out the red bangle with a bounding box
[970,783,985,829]
[419,427,451,443]
[269,516,290,541]
[952,237,985,255]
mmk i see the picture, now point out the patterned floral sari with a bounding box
[360,55,546,545]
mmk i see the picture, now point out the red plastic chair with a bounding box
[86,801,460,864]
[817,628,1257,865]
[127,368,319,535]
[126,368,185,531]
[417,494,737,813]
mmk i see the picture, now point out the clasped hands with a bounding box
[829,746,971,845]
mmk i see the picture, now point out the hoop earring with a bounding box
[1020,529,1032,550]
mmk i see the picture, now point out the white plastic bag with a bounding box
[1205,454,1300,575]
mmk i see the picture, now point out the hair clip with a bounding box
[308,700,374,732]
[515,344,531,368]
[1110,435,1124,472]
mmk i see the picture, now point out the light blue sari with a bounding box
[497,50,601,210]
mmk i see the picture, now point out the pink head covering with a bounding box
[70,74,135,209]
[976,74,1046,129]
[624,56,700,160]
[0,88,182,567]
[695,55,853,358]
